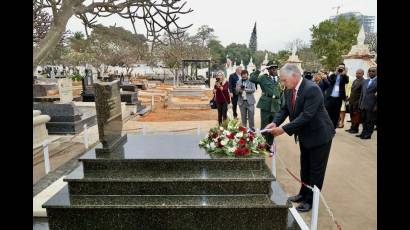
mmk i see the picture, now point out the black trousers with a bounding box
[231,95,239,118]
[298,140,332,205]
[325,97,342,129]
[217,102,228,125]
[360,109,376,137]
[349,105,361,131]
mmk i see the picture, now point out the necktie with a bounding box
[291,88,296,110]
[367,78,373,89]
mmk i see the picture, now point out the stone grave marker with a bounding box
[57,78,73,103]
[94,80,127,154]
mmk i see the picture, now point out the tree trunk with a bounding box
[33,1,78,71]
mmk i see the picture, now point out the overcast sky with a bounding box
[66,0,377,52]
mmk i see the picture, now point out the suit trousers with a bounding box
[349,106,361,131]
[231,95,239,118]
[298,139,332,205]
[325,97,342,129]
[361,109,376,137]
[239,100,255,129]
[260,110,275,146]
[217,102,228,125]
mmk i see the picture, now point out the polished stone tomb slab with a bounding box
[43,133,292,230]
[33,102,96,134]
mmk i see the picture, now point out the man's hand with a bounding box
[229,93,233,98]
[271,127,285,136]
[213,89,216,94]
[264,123,277,130]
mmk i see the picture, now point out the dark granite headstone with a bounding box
[33,102,97,134]
[94,80,127,154]
[120,91,138,105]
[119,84,138,92]
[81,70,95,102]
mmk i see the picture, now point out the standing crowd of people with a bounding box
[212,63,377,212]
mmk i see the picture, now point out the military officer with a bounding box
[250,61,283,153]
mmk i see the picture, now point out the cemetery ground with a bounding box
[33,84,376,230]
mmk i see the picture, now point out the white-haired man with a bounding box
[265,64,335,212]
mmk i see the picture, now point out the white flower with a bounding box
[210,142,216,149]
[219,127,224,131]
[227,146,236,153]
[235,132,243,138]
[221,139,228,146]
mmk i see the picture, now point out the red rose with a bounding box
[243,148,250,155]
[249,134,254,141]
[258,143,266,149]
[238,138,246,146]
[212,132,218,138]
[226,133,235,139]
[239,126,247,133]
[234,148,242,156]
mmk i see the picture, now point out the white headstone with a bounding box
[58,78,73,103]
[357,24,365,45]
[292,44,297,56]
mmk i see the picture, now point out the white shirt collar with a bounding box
[295,77,303,91]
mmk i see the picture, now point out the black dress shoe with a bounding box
[360,135,371,139]
[288,194,304,203]
[355,134,364,137]
[348,129,358,134]
[345,128,352,132]
[296,202,312,212]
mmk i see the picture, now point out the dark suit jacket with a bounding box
[359,77,377,111]
[348,77,365,110]
[324,73,349,100]
[273,78,335,149]
[228,73,240,95]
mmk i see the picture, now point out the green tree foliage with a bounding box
[208,39,226,70]
[252,50,275,67]
[61,25,149,73]
[310,16,360,69]
[156,32,209,75]
[225,43,251,66]
[276,50,291,66]
[195,25,216,47]
[249,22,257,53]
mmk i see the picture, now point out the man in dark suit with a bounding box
[357,67,377,139]
[324,63,349,129]
[229,66,242,119]
[265,64,335,212]
[345,69,365,134]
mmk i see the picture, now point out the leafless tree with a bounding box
[365,32,377,53]
[33,0,193,71]
[33,7,52,46]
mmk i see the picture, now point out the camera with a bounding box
[240,85,245,89]
[337,68,344,73]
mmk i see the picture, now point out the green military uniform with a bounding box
[249,69,283,146]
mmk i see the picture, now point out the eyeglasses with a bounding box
[368,70,375,72]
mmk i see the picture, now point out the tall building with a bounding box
[330,12,375,33]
